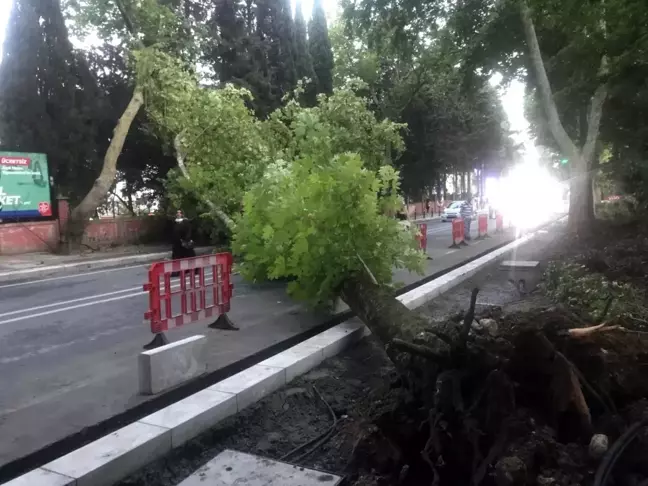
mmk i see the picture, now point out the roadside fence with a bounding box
[476,213,490,240]
[416,223,432,260]
[450,218,467,248]
[495,213,504,234]
[143,252,236,349]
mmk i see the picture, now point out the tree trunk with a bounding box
[173,134,236,232]
[519,0,607,233]
[568,166,594,230]
[66,87,144,248]
[340,271,452,373]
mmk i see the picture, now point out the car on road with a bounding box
[441,201,465,222]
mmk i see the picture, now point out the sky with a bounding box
[0,0,12,61]
[0,0,533,156]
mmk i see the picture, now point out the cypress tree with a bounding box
[293,0,317,104]
[0,0,101,202]
[210,0,247,83]
[257,0,297,111]
[308,0,334,95]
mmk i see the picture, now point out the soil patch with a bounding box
[118,337,398,486]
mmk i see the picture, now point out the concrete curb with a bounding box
[0,248,213,283]
[3,220,562,486]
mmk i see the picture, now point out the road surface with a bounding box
[0,217,511,470]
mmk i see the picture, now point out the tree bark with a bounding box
[173,134,236,232]
[519,0,579,162]
[519,0,606,231]
[340,271,452,373]
[65,87,144,249]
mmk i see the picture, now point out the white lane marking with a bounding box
[0,293,143,326]
[0,277,220,325]
[426,226,450,235]
[0,286,141,318]
[0,264,148,290]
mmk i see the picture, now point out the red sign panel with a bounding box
[416,223,427,250]
[38,202,52,216]
[0,156,30,166]
[452,219,463,243]
[478,214,488,236]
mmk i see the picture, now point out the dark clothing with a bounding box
[171,218,196,260]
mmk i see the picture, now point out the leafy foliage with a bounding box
[234,155,424,304]
[268,81,405,172]
[136,48,270,218]
[595,199,636,224]
[331,10,513,200]
[543,261,647,323]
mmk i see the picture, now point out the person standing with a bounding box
[171,210,196,261]
[460,198,474,241]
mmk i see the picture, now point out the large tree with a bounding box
[0,0,102,203]
[293,0,317,104]
[332,9,511,201]
[309,0,334,95]
[448,0,648,229]
[259,0,297,109]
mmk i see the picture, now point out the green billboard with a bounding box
[0,152,52,219]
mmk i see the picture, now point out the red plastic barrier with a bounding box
[416,223,428,251]
[477,213,489,239]
[450,218,464,248]
[144,253,235,346]
[495,213,504,233]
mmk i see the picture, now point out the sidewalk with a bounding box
[0,245,214,281]
[410,214,441,222]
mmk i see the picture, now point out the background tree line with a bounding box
[0,0,334,225]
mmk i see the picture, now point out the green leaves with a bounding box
[542,261,646,323]
[138,49,269,222]
[234,152,424,306]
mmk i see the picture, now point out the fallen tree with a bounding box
[233,131,648,483]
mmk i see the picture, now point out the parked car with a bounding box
[441,201,465,222]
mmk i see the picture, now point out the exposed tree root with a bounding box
[339,283,648,486]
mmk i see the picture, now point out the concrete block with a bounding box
[139,389,237,447]
[210,365,286,411]
[43,422,171,486]
[139,335,207,395]
[501,260,540,268]
[259,342,325,383]
[178,449,343,486]
[300,319,365,358]
[3,468,76,486]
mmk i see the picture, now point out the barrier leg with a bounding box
[209,314,239,331]
[143,332,169,350]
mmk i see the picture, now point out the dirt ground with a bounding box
[120,221,648,486]
[119,337,397,486]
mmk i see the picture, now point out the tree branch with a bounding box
[173,134,236,232]
[581,82,608,165]
[519,0,579,161]
[114,0,138,42]
[110,188,136,215]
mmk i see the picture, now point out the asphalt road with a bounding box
[0,217,508,469]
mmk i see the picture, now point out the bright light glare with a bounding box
[491,162,565,231]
